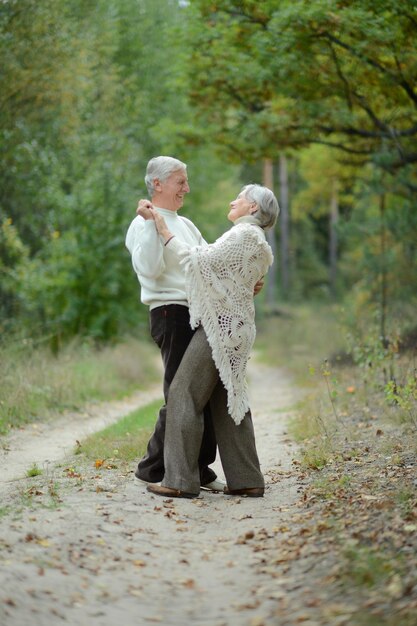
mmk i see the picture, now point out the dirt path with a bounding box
[0,385,163,484]
[0,359,302,626]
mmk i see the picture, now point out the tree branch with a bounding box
[318,122,417,139]
[311,139,373,155]
[222,8,269,29]
[226,86,264,113]
[327,41,354,110]
[397,10,417,31]
[318,31,417,107]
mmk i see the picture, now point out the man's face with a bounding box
[154,169,190,211]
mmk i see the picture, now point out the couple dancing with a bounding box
[125,156,279,499]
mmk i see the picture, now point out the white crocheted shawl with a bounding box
[179,219,274,424]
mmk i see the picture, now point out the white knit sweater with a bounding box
[167,220,274,424]
[125,207,206,309]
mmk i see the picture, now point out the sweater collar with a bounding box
[233,215,264,229]
[153,206,179,218]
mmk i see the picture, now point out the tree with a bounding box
[183,0,417,182]
[0,0,242,343]
[178,0,417,329]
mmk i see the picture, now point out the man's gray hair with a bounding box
[145,156,187,196]
[242,184,280,230]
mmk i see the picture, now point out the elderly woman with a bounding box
[145,184,279,499]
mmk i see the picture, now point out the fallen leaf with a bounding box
[404,524,417,532]
[236,600,260,610]
[128,587,143,597]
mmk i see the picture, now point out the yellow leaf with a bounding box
[36,539,50,547]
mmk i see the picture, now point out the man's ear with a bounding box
[153,178,162,191]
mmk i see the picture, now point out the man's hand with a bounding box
[254,278,264,296]
[136,199,154,220]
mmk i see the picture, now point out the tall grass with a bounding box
[256,303,347,382]
[0,337,160,433]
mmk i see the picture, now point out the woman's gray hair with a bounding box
[145,156,187,196]
[242,184,280,230]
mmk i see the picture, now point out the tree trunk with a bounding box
[279,154,290,297]
[379,192,387,346]
[329,178,339,298]
[262,158,276,307]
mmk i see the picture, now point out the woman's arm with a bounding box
[151,208,174,243]
[125,201,166,279]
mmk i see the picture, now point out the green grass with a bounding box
[77,398,163,462]
[286,402,324,442]
[347,613,417,626]
[256,303,347,384]
[26,463,43,478]
[0,337,160,433]
[0,506,11,519]
[342,544,400,588]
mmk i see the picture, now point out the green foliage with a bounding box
[1,0,416,350]
[385,377,417,428]
[0,0,241,345]
[0,217,30,326]
[184,0,417,173]
[181,0,417,313]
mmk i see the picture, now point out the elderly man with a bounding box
[125,156,223,490]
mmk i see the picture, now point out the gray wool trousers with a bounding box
[162,326,265,495]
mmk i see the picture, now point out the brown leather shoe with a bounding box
[224,487,264,498]
[146,484,199,499]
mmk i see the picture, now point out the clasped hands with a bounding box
[136,199,170,240]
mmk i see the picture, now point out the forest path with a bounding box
[0,385,163,484]
[0,358,306,626]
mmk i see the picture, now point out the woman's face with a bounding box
[227,192,254,223]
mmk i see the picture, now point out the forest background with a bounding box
[1,0,416,429]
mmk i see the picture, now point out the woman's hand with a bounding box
[254,278,264,296]
[136,199,154,220]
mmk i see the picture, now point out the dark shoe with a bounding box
[224,487,264,498]
[146,484,199,499]
[134,469,160,486]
